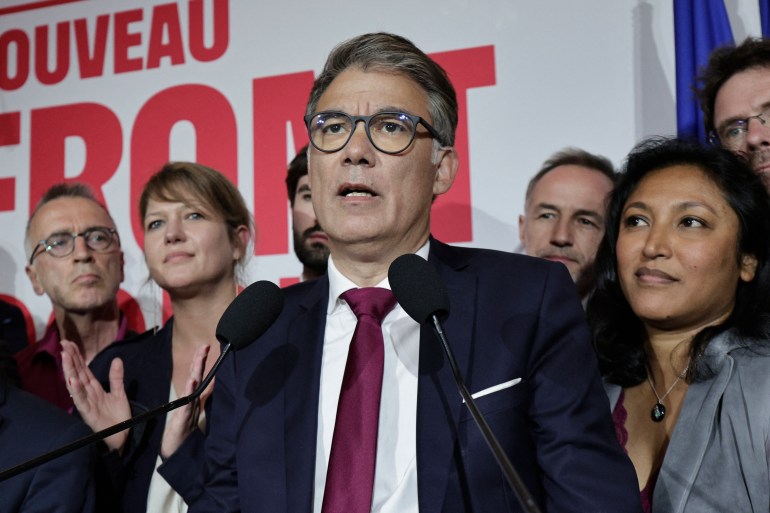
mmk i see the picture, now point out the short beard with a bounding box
[293,224,330,277]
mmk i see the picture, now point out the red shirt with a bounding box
[14,315,130,411]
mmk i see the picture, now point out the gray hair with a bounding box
[524,148,616,205]
[25,182,114,254]
[306,32,458,146]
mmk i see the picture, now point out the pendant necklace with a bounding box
[647,367,688,423]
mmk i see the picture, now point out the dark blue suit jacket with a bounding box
[194,240,642,512]
[0,380,96,513]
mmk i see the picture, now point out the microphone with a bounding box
[388,254,542,513]
[0,280,284,482]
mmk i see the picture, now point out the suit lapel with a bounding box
[654,333,740,513]
[417,241,477,512]
[284,279,329,512]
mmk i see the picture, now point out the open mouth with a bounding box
[339,183,376,198]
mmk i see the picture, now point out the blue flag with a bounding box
[674,0,734,142]
[761,0,770,36]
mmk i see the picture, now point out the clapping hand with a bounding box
[160,344,211,459]
[61,340,131,452]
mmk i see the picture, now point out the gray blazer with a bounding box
[605,330,770,513]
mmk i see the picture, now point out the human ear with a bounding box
[739,253,758,282]
[432,147,459,196]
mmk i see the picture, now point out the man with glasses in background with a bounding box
[698,37,770,189]
[196,32,641,513]
[15,183,131,411]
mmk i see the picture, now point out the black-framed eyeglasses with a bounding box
[709,107,770,149]
[29,227,120,265]
[304,111,443,154]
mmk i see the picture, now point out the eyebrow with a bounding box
[36,230,71,243]
[378,105,414,115]
[624,200,719,216]
[572,209,603,220]
[144,201,207,218]
[296,184,311,194]
[42,226,111,239]
[676,200,718,215]
[533,202,561,212]
[319,106,417,117]
[534,203,603,219]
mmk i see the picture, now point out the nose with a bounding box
[164,217,185,244]
[641,224,672,260]
[549,217,574,247]
[71,234,94,262]
[745,114,770,150]
[342,119,376,167]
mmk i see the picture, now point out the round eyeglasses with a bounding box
[304,111,443,154]
[709,108,770,150]
[29,227,120,264]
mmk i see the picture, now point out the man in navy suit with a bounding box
[0,339,96,512]
[195,33,642,512]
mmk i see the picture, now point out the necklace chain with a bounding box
[647,366,688,423]
[646,369,686,404]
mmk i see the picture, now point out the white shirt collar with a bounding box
[326,241,431,314]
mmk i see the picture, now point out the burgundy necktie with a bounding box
[321,287,398,513]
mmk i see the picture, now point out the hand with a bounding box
[61,340,131,452]
[160,344,211,459]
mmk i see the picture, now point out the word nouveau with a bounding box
[0,0,229,90]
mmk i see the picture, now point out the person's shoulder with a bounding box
[13,337,49,367]
[431,239,562,276]
[712,330,770,359]
[729,340,770,368]
[90,324,169,371]
[717,340,770,420]
[280,277,328,308]
[283,277,323,294]
[709,331,770,386]
[2,383,84,432]
[0,383,93,491]
[13,342,35,364]
[13,322,61,366]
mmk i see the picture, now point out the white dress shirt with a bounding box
[312,244,428,513]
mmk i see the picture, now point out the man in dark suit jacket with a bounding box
[0,339,96,513]
[194,32,642,512]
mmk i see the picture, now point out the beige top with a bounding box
[146,385,207,512]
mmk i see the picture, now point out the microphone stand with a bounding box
[430,316,542,513]
[0,341,233,482]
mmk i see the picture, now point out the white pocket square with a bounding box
[464,378,522,402]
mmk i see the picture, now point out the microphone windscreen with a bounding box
[388,253,450,324]
[216,280,284,350]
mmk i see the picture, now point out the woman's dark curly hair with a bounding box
[587,137,770,387]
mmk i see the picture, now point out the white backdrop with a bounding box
[0,0,763,339]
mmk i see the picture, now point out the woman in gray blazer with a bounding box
[587,137,770,513]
